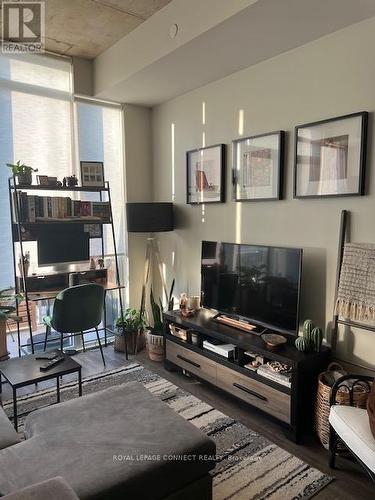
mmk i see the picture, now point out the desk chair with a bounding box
[43,283,106,366]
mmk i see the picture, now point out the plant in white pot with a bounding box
[0,289,22,361]
[147,280,174,362]
[114,308,147,355]
[6,161,38,186]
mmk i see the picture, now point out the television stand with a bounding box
[213,314,264,335]
[163,308,330,443]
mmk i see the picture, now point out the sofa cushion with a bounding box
[329,404,375,472]
[0,406,20,450]
[2,476,79,500]
[0,382,215,500]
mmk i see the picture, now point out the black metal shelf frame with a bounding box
[8,177,126,358]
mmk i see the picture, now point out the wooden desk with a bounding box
[27,282,124,302]
[21,282,125,353]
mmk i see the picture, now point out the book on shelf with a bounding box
[12,192,111,223]
[256,364,292,388]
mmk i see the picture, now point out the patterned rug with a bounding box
[1,361,333,499]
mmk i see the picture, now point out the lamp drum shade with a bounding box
[127,202,174,232]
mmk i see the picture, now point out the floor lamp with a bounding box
[126,202,174,322]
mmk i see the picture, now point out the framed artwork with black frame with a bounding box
[186,144,225,204]
[233,131,285,201]
[80,161,105,188]
[294,111,368,198]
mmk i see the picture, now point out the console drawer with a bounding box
[166,340,217,384]
[217,365,291,424]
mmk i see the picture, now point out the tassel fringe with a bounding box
[336,299,375,322]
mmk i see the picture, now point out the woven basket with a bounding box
[146,332,164,362]
[315,362,371,449]
[114,330,145,355]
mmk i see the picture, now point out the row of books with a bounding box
[13,192,111,223]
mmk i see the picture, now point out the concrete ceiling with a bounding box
[94,0,375,106]
[0,0,173,58]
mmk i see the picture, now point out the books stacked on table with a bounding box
[203,339,236,359]
[257,363,292,388]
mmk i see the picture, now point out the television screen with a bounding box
[38,226,90,266]
[201,241,302,335]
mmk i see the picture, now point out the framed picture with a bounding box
[186,144,225,204]
[37,175,49,186]
[233,131,285,201]
[294,112,368,198]
[80,161,105,188]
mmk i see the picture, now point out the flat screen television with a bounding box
[201,241,302,336]
[38,226,90,266]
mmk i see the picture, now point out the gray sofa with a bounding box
[0,382,215,499]
[2,477,79,500]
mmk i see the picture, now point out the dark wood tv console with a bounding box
[163,308,330,442]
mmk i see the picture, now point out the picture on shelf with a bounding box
[37,175,49,186]
[80,161,105,188]
[186,144,225,204]
[294,111,368,198]
[233,131,284,201]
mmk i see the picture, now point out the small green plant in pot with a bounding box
[0,288,22,361]
[147,280,175,361]
[6,161,38,186]
[115,308,147,355]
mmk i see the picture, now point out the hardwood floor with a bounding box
[0,345,373,499]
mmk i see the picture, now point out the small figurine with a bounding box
[18,251,30,277]
[89,257,96,270]
[62,177,67,187]
[97,258,105,269]
[67,175,78,187]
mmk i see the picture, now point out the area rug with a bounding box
[1,362,333,499]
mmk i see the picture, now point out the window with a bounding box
[75,99,126,331]
[0,53,126,341]
[75,99,125,258]
[0,53,73,288]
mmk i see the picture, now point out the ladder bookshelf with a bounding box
[8,177,126,357]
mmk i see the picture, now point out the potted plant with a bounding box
[0,289,22,361]
[114,308,147,355]
[6,161,38,186]
[147,280,174,361]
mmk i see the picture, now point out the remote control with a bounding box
[35,350,61,361]
[40,355,66,372]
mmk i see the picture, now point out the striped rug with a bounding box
[1,361,332,499]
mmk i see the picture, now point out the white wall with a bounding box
[124,104,153,307]
[151,17,375,372]
[72,57,93,96]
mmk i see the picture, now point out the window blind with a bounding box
[0,53,73,287]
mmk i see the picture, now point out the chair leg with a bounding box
[95,327,106,366]
[81,332,86,352]
[60,333,64,353]
[44,325,50,351]
[329,425,338,469]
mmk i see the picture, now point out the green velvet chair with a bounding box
[43,283,106,366]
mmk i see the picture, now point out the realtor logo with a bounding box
[1,1,45,53]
